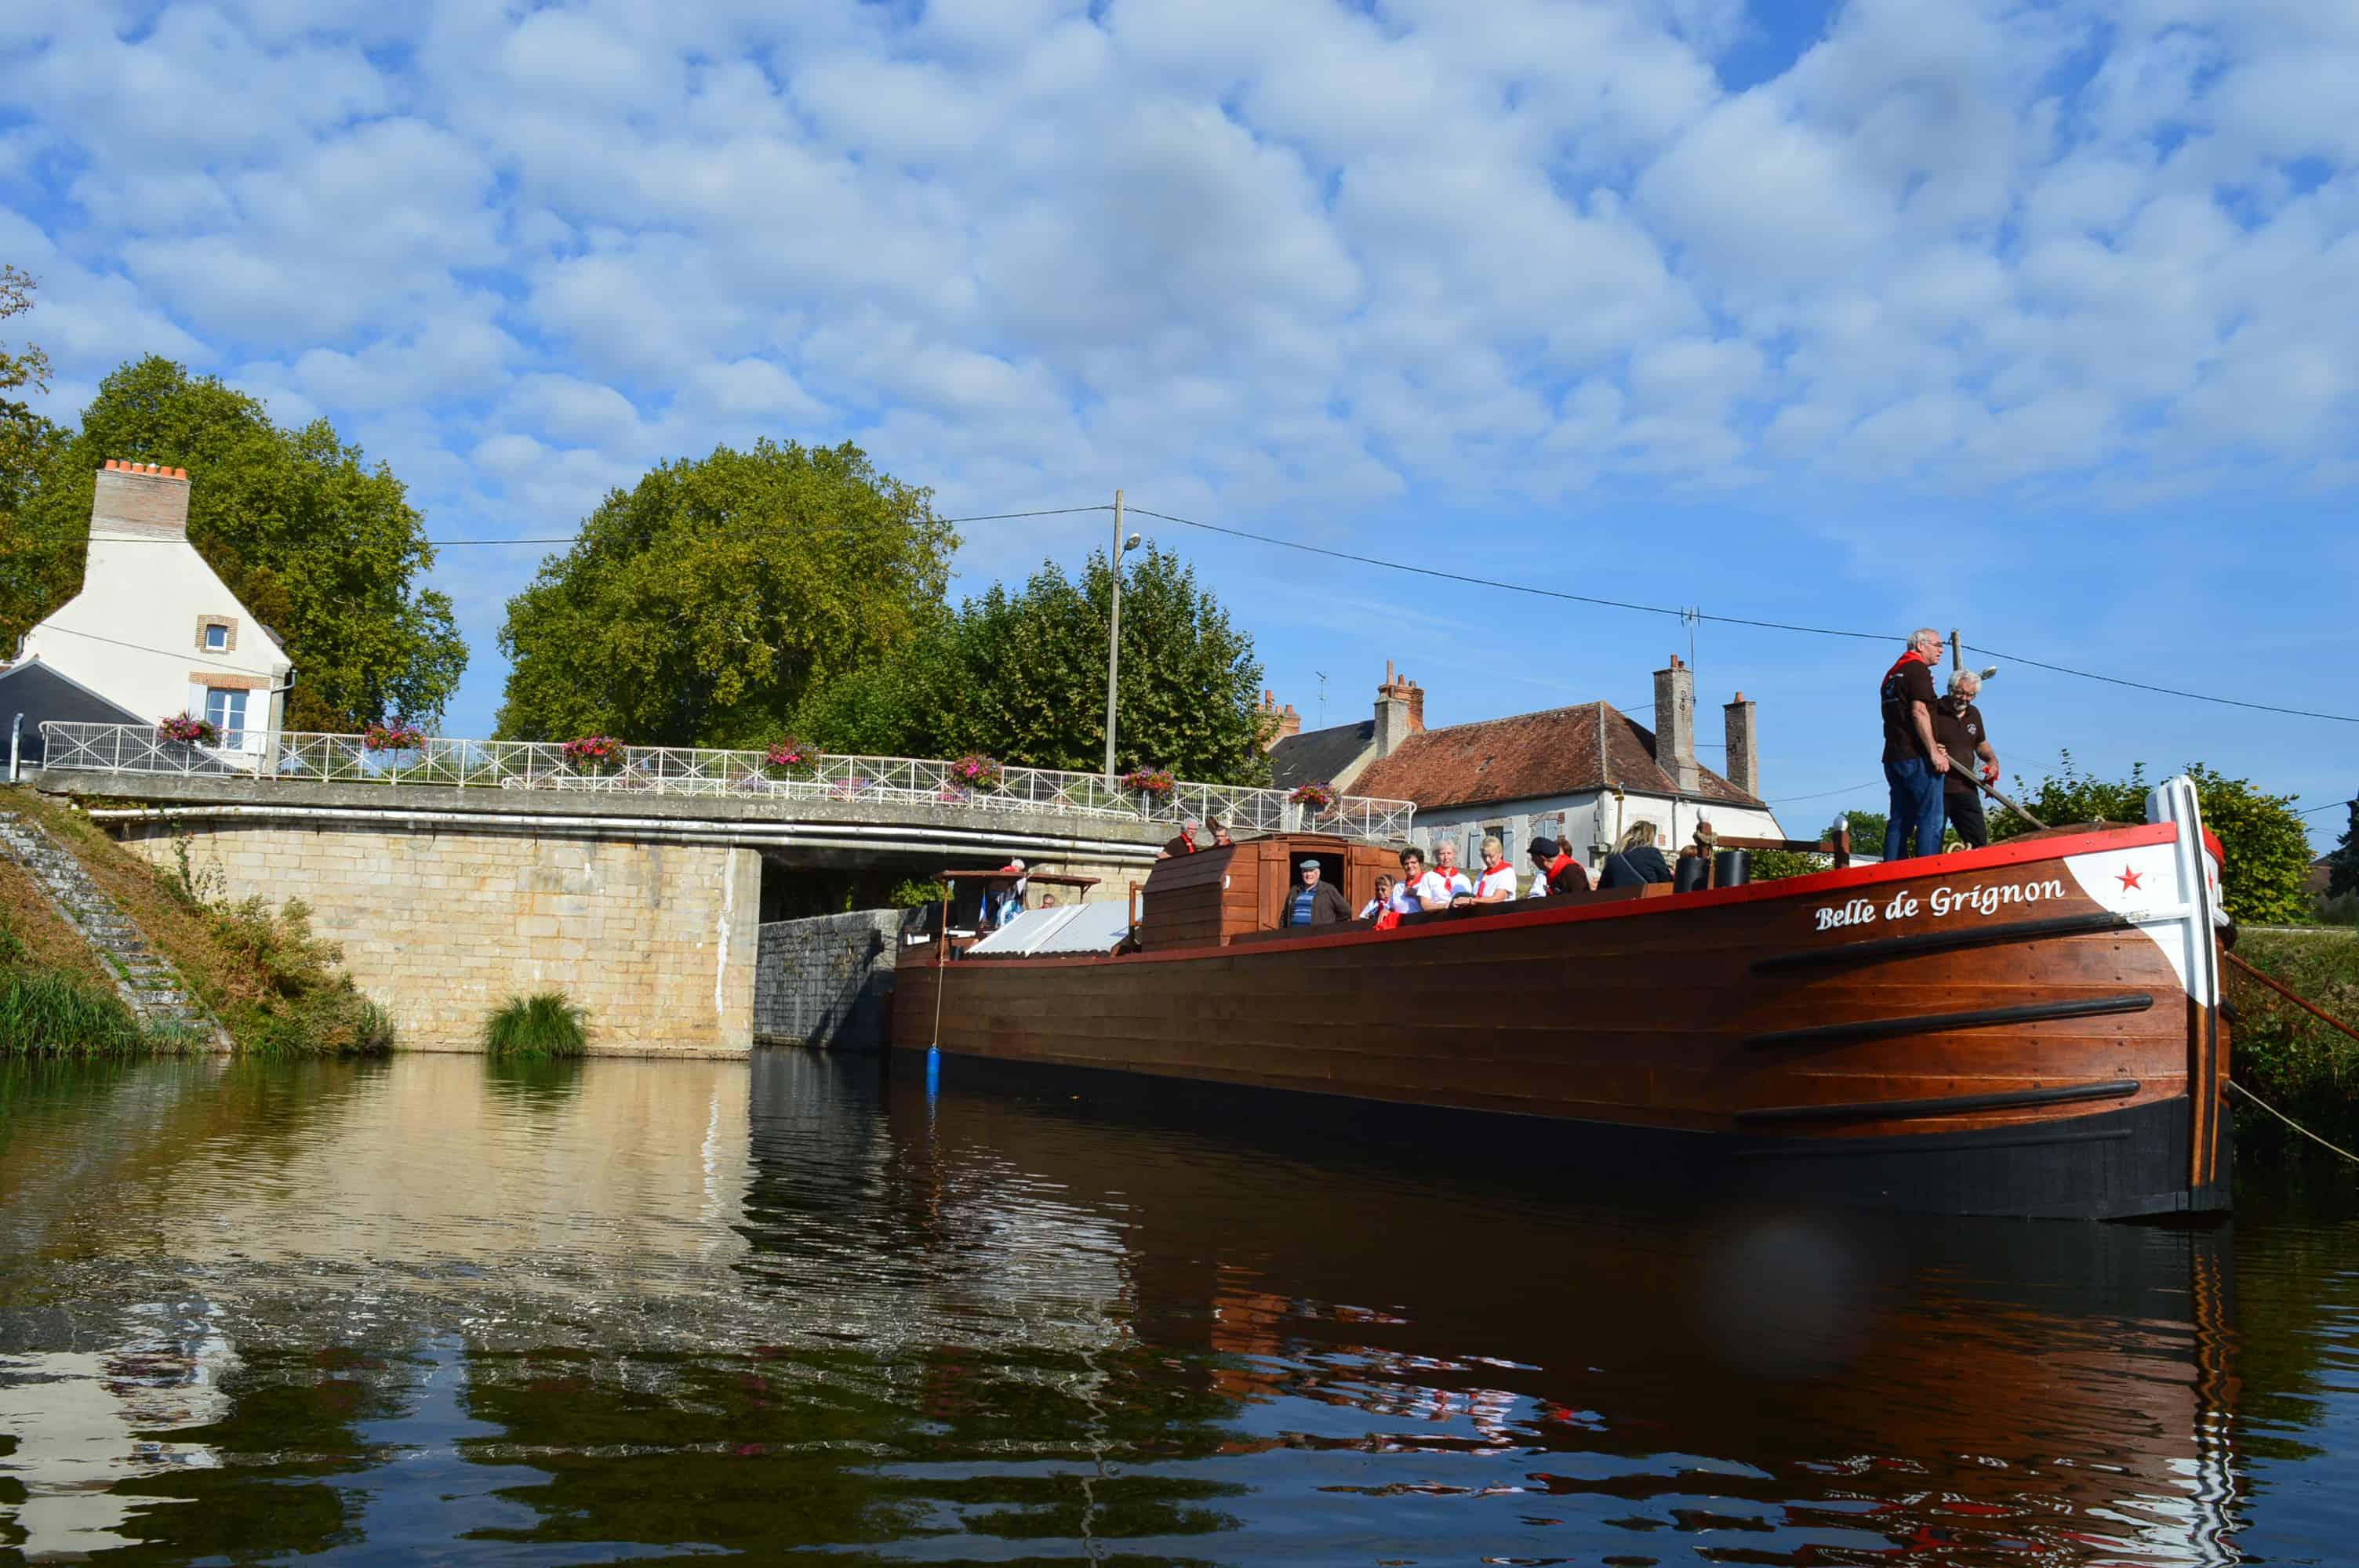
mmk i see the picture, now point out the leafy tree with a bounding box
[1831,809,1888,857]
[2330,794,2359,900]
[796,543,1272,786]
[0,264,64,624]
[1993,752,2314,925]
[496,441,954,747]
[5,357,464,729]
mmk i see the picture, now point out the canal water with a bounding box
[1,1053,2353,1566]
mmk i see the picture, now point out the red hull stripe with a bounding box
[980,821,2182,971]
[2202,828,2224,866]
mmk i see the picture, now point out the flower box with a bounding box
[157,713,219,746]
[561,735,624,775]
[1289,781,1339,814]
[948,753,1004,792]
[364,721,427,753]
[1121,767,1176,799]
[764,737,820,777]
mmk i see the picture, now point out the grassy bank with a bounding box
[0,853,177,1055]
[2228,928,2359,1162]
[3,788,391,1057]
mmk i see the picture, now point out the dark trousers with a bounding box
[1945,789,1988,849]
[1883,757,1946,859]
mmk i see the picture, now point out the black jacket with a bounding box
[1600,844,1673,888]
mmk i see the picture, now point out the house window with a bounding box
[204,688,248,747]
[204,623,228,652]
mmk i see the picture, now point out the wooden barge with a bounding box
[892,776,2234,1220]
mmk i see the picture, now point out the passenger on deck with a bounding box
[1358,874,1395,920]
[1158,818,1203,858]
[1285,860,1353,927]
[1431,840,1475,900]
[1210,821,1233,848]
[1391,848,1450,912]
[1525,836,1590,898]
[994,858,1028,924]
[1879,628,1950,859]
[1454,836,1518,904]
[1933,670,2000,849]
[1599,822,1674,888]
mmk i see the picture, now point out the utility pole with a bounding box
[1951,626,1962,673]
[1103,489,1131,782]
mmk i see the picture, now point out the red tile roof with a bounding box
[1350,701,1764,811]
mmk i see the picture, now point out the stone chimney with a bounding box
[92,459,191,541]
[1255,689,1303,751]
[1651,654,1700,793]
[1723,691,1757,799]
[1372,660,1425,757]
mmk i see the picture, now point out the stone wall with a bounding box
[115,819,761,1054]
[753,908,911,1050]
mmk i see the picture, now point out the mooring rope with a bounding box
[2225,1081,2359,1165]
[2216,949,2359,1165]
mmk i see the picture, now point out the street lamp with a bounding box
[1103,488,1142,782]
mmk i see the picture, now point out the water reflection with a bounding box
[0,1051,2349,1563]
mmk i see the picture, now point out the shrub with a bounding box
[2228,931,2359,1161]
[205,897,394,1056]
[1750,849,1832,881]
[889,877,951,908]
[482,991,588,1058]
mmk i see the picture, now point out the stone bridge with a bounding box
[31,723,1412,1054]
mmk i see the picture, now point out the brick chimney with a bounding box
[92,459,191,541]
[1373,660,1425,757]
[1651,654,1700,793]
[1256,689,1303,751]
[1723,690,1757,798]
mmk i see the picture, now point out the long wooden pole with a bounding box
[1942,745,2047,830]
[1103,488,1124,782]
[2225,949,2359,1047]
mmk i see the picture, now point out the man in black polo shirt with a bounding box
[1879,628,1950,858]
[1932,669,2000,848]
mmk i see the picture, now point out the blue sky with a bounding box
[3,0,2353,847]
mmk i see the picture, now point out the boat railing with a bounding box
[35,722,1418,840]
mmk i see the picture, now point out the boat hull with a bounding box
[893,802,2234,1221]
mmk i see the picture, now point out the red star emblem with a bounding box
[2117,866,2143,892]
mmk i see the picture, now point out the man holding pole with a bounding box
[1879,628,1950,858]
[1933,670,2001,848]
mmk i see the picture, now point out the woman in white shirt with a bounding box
[1390,848,1450,912]
[1461,836,1518,904]
[1358,874,1395,920]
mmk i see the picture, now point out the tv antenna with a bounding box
[1314,670,1329,728]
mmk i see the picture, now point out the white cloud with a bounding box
[0,0,2350,746]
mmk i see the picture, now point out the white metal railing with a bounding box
[36,722,1417,840]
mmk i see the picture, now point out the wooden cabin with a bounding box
[1135,833,1403,953]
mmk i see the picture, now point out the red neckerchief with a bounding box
[1884,649,1928,684]
[1477,862,1514,892]
[1546,851,1574,884]
[1176,829,1196,853]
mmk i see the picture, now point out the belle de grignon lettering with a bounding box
[1815,877,2072,932]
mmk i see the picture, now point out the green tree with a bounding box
[796,543,1272,786]
[1993,753,2314,925]
[0,264,64,627]
[2330,794,2358,900]
[496,441,954,747]
[5,357,464,728]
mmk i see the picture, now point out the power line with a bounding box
[2297,799,2357,816]
[1961,642,2359,727]
[1768,780,1881,804]
[27,622,280,675]
[1122,502,2359,725]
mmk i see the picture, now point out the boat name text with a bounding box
[1814,877,2069,932]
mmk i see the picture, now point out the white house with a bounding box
[14,461,293,762]
[1272,657,1788,879]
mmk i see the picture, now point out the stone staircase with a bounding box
[0,809,230,1048]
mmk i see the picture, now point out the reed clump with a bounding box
[2228,930,2359,1161]
[481,992,589,1058]
[0,967,157,1056]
